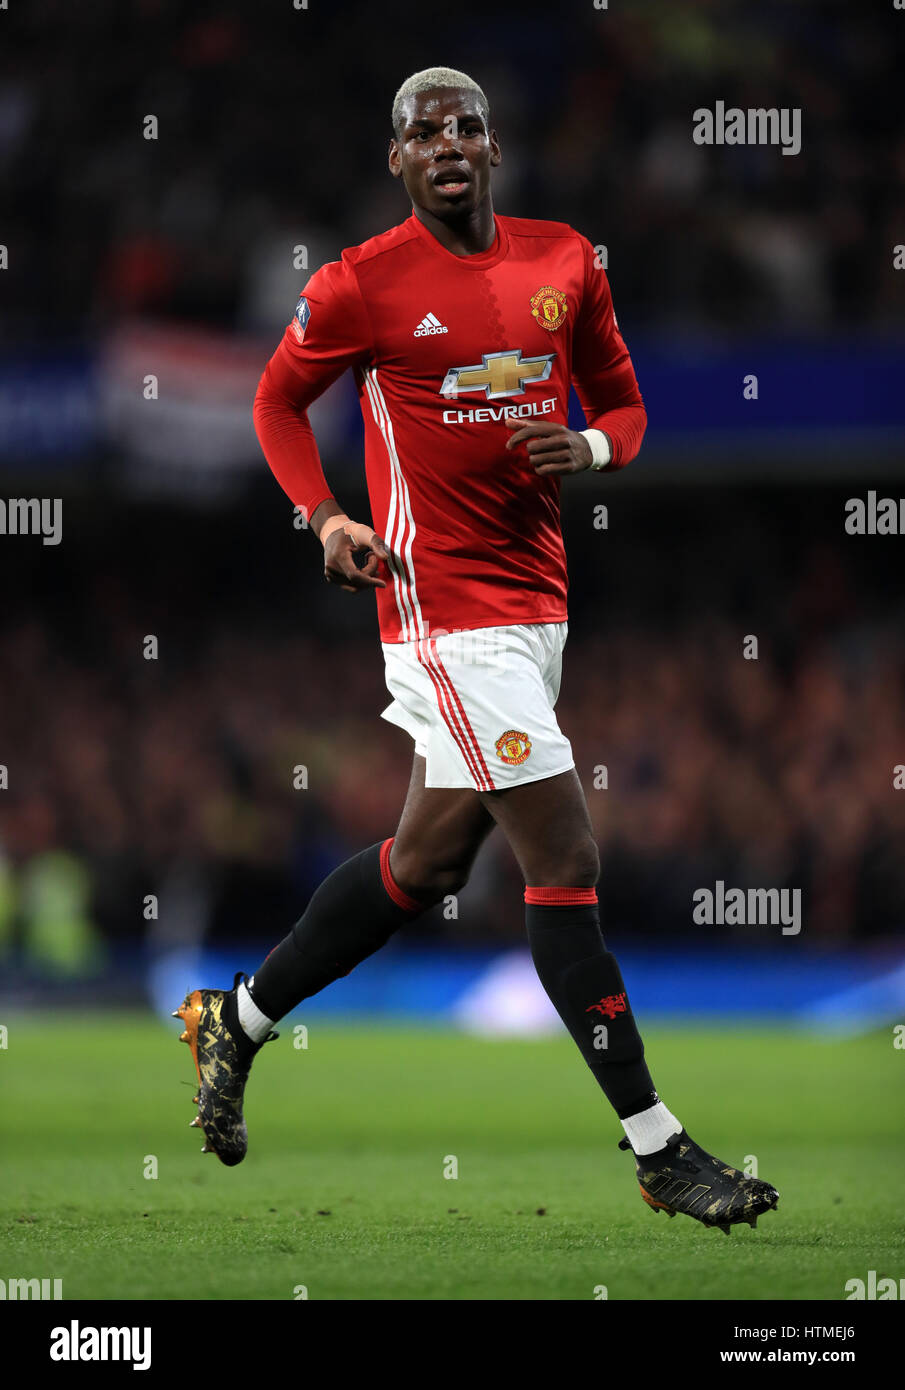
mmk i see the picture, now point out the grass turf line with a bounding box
[2,1016,902,1300]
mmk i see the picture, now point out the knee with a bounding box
[389,844,471,905]
[578,838,601,887]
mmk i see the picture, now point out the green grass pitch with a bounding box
[2,1014,902,1300]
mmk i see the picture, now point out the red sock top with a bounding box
[379,838,423,914]
[524,886,598,906]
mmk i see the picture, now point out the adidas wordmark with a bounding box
[413,312,448,337]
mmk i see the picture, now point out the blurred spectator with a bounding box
[1,1,902,346]
[1,1,902,965]
[1,487,902,950]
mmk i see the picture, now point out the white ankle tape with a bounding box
[620,1101,682,1157]
[236,978,274,1044]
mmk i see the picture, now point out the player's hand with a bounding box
[504,417,593,475]
[323,527,390,593]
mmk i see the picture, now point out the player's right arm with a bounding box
[253,256,389,592]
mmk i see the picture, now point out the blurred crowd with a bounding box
[2,0,903,350]
[1,486,902,969]
[1,1,902,973]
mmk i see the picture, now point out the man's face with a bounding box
[389,87,501,217]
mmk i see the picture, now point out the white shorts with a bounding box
[380,622,574,791]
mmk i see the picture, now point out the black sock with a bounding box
[247,839,423,1022]
[525,889,658,1118]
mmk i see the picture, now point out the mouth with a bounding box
[432,170,470,196]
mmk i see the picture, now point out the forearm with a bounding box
[253,354,335,525]
[576,349,647,471]
[582,402,647,471]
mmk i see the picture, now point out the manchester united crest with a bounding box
[530,285,568,333]
[495,730,532,765]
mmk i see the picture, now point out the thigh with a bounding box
[392,753,496,873]
[478,767,597,885]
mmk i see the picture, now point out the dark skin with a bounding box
[312,85,604,896]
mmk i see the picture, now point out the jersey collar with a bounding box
[407,210,509,269]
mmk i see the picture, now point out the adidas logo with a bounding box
[413,312,449,337]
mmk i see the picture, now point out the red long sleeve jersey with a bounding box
[254,210,646,643]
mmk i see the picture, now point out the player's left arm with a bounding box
[505,234,646,476]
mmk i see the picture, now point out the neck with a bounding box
[413,198,496,257]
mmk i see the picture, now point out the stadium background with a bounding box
[0,0,903,1305]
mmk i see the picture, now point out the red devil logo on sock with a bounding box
[585,992,627,1019]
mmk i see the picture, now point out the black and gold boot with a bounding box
[619,1129,779,1234]
[173,972,277,1167]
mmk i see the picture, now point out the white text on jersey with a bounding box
[443,397,558,424]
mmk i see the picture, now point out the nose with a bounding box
[434,128,464,159]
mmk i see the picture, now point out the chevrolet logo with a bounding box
[440,349,555,400]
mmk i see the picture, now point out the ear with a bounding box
[388,138,402,179]
[489,128,502,168]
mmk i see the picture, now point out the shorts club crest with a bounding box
[495,730,532,765]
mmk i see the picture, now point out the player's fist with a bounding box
[324,526,390,593]
[504,417,593,475]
